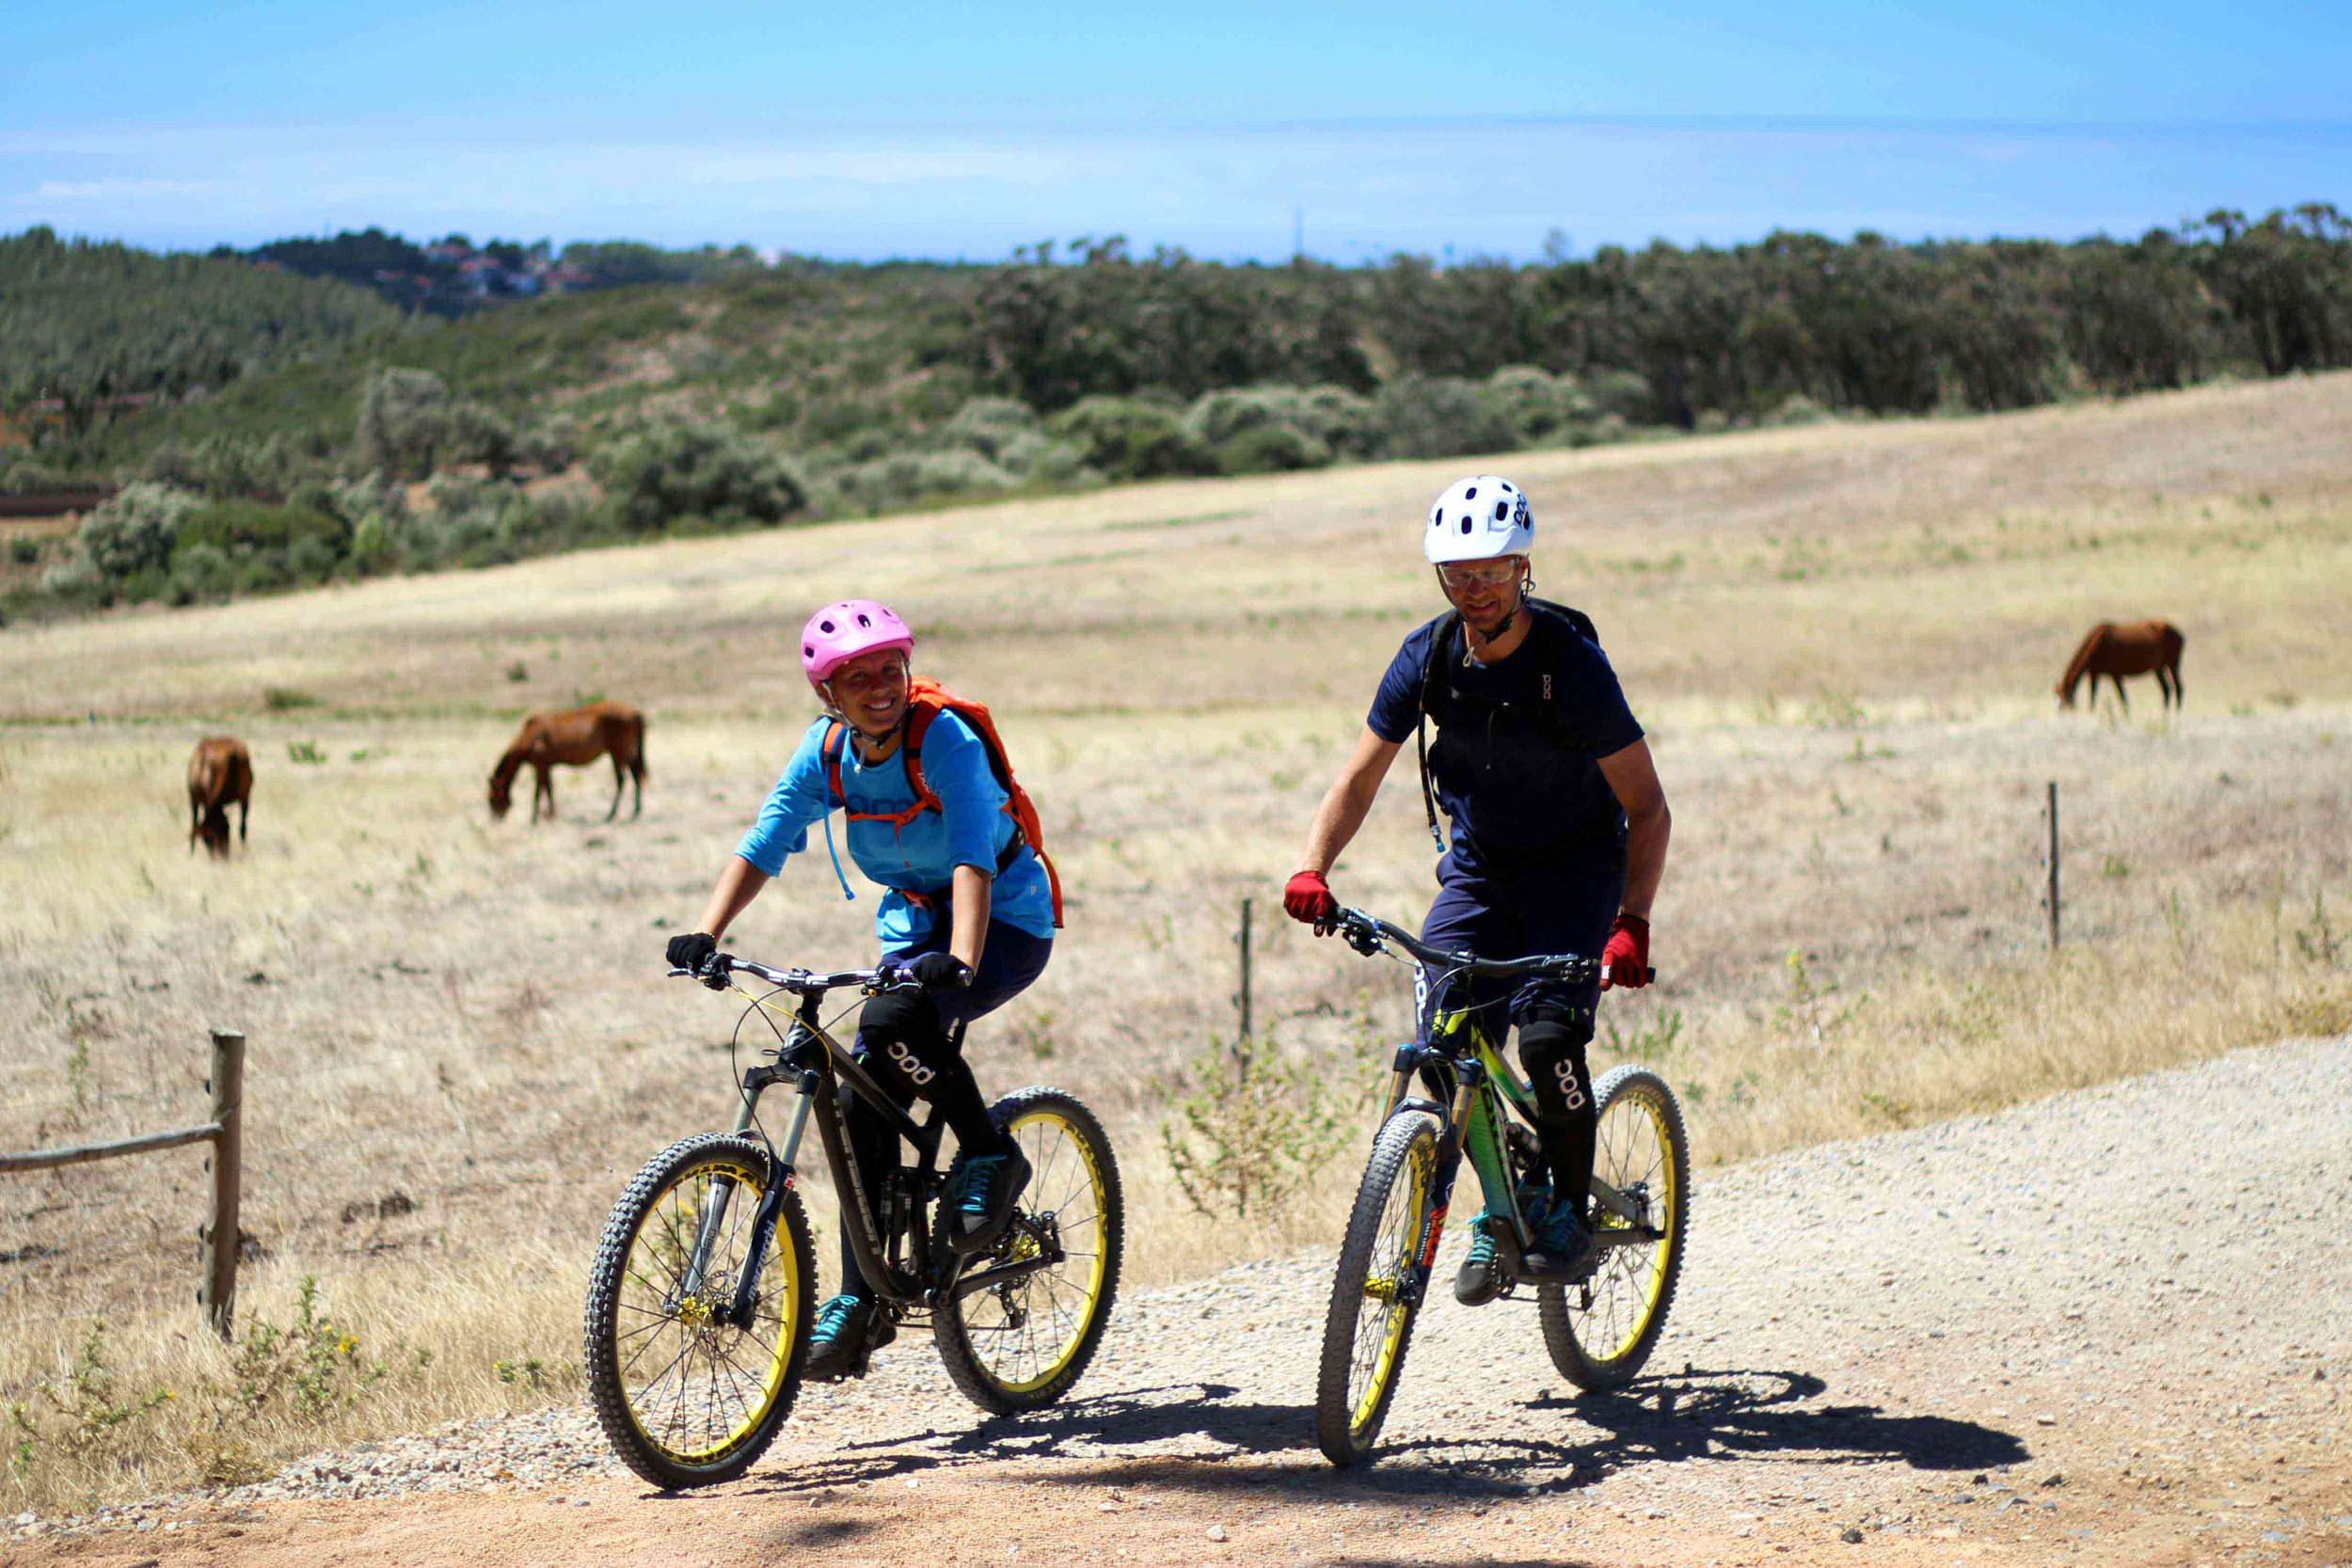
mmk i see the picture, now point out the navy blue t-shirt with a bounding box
[1367,607,1644,880]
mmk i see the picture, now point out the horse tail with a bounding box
[2057,625,2106,704]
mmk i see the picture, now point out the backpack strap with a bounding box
[1414,611,1455,852]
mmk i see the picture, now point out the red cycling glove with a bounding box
[1600,914,1651,990]
[1283,869,1339,927]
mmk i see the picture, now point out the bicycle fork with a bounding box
[1405,1057,1488,1306]
[679,1052,821,1329]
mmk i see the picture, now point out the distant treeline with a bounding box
[961,206,2352,423]
[6,205,2351,618]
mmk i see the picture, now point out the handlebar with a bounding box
[665,953,924,995]
[1327,906,1630,986]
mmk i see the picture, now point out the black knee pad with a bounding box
[1518,1006,1595,1122]
[859,988,950,1093]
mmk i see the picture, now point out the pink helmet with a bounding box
[801,599,914,689]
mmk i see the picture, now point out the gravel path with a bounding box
[14,1034,2349,1567]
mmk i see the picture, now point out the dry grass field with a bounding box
[2,372,2348,1510]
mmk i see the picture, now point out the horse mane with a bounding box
[2056,625,2107,702]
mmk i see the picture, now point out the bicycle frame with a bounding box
[1377,981,1663,1307]
[679,978,1062,1323]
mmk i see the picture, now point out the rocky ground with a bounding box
[8,1034,2348,1568]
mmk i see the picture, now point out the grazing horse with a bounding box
[488,702,646,823]
[187,736,253,857]
[2056,619,2186,712]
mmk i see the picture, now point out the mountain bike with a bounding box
[1312,907,1689,1466]
[582,951,1123,1488]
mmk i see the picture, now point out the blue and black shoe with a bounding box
[1519,1197,1599,1285]
[941,1145,1031,1257]
[1454,1180,1551,1306]
[804,1292,895,1382]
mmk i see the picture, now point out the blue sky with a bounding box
[5,0,2347,260]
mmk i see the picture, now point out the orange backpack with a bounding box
[818,677,1065,928]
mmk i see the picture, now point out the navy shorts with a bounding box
[1416,850,1622,1043]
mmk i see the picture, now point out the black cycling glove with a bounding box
[907,952,972,991]
[665,931,717,973]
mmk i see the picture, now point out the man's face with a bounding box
[1438,555,1527,629]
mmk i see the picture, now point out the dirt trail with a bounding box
[15,1036,2350,1568]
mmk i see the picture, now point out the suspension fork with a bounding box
[677,1017,822,1314]
[1406,1055,1486,1300]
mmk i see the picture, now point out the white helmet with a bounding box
[1423,474,1533,563]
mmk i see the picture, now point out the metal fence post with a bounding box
[2046,782,2062,951]
[199,1028,245,1340]
[1234,896,1253,1061]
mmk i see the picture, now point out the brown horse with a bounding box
[2056,619,2186,712]
[187,736,253,857]
[488,702,646,823]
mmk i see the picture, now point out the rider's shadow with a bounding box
[727,1382,1307,1497]
[725,1369,2025,1502]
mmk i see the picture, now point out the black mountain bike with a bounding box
[582,952,1123,1488]
[1312,907,1690,1466]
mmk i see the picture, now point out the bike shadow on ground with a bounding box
[721,1366,2026,1504]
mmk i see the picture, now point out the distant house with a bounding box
[544,264,597,294]
[425,240,471,264]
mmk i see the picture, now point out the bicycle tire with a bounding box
[933,1086,1124,1415]
[1314,1109,1439,1466]
[583,1132,814,1487]
[1537,1065,1690,1392]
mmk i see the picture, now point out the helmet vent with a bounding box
[818,619,836,634]
[1464,486,1478,499]
[1493,501,1509,521]
[855,613,871,627]
[1458,515,1472,533]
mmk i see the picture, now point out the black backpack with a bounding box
[1413,598,1601,850]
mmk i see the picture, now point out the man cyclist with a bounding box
[664,600,1054,1378]
[1284,475,1671,1303]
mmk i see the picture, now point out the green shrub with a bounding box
[8,538,38,566]
[1287,385,1384,460]
[1375,375,1517,459]
[352,367,454,479]
[175,499,351,560]
[167,542,234,603]
[1584,368,1653,422]
[940,396,1041,462]
[1484,365,1598,445]
[1044,396,1202,479]
[76,482,199,580]
[588,420,806,533]
[1216,422,1328,474]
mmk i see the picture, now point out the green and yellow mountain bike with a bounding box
[582,952,1122,1488]
[1313,907,1690,1466]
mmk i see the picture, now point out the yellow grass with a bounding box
[3,372,2349,1510]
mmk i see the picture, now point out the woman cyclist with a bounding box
[1283,476,1671,1305]
[664,600,1054,1379]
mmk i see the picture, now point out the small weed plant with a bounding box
[1160,1034,1358,1220]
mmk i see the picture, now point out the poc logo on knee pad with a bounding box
[1553,1059,1588,1112]
[886,1039,935,1086]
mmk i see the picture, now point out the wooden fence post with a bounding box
[2045,782,2062,951]
[199,1028,245,1341]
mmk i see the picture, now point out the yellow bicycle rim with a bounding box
[961,1108,1110,1394]
[615,1158,798,1464]
[1349,1135,1431,1432]
[1589,1089,1676,1364]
